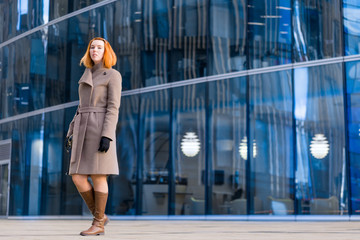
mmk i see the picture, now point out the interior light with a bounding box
[181,132,201,157]
[310,134,330,159]
[239,137,257,160]
[248,22,265,26]
[260,15,282,18]
[276,6,292,11]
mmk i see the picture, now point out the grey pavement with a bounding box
[0,219,360,240]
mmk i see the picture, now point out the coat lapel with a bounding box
[78,68,93,87]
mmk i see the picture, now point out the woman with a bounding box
[66,37,122,236]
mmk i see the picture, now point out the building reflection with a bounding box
[0,0,359,217]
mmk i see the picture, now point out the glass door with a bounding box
[0,160,10,216]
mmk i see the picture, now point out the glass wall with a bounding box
[295,64,347,215]
[248,0,292,68]
[250,70,294,215]
[0,33,47,119]
[139,89,170,215]
[0,0,107,43]
[209,78,247,215]
[344,0,360,55]
[292,0,342,61]
[108,95,138,215]
[0,0,359,217]
[346,61,360,214]
[172,84,206,215]
[209,0,246,73]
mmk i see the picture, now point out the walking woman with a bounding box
[66,37,121,236]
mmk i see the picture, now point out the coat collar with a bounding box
[78,64,110,87]
[78,68,93,87]
[91,62,104,73]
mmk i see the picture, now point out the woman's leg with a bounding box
[72,174,96,216]
[91,175,108,193]
[72,174,92,192]
[80,175,109,236]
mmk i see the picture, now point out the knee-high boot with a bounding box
[79,189,109,225]
[80,191,108,236]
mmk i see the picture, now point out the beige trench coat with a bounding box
[66,63,121,175]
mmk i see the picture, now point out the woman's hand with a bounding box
[98,136,111,152]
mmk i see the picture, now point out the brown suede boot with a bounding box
[79,189,109,226]
[80,191,108,236]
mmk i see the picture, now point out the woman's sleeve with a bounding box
[101,71,122,140]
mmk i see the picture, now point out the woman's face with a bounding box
[90,40,105,64]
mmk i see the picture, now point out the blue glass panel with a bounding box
[172,84,206,215]
[140,0,207,85]
[208,77,247,215]
[40,107,83,215]
[3,115,44,215]
[295,63,347,215]
[0,33,47,119]
[108,95,138,215]
[139,90,170,215]
[209,0,247,74]
[292,0,342,61]
[345,61,360,214]
[0,0,105,42]
[344,0,360,55]
[248,0,292,68]
[249,70,294,215]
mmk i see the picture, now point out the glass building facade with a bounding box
[0,0,359,218]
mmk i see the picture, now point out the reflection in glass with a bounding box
[295,64,347,215]
[0,0,104,42]
[344,0,360,55]
[249,70,294,215]
[4,115,44,215]
[0,33,47,119]
[209,0,247,74]
[140,0,208,85]
[41,109,80,215]
[172,84,206,215]
[248,0,292,69]
[0,0,358,218]
[292,0,342,62]
[140,90,170,215]
[108,95,138,215]
[208,78,247,215]
[345,61,360,214]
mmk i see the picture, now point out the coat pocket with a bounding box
[96,112,106,132]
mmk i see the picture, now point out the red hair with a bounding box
[80,37,117,68]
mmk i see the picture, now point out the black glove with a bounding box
[98,136,111,152]
[65,135,73,153]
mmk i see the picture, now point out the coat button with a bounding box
[103,72,107,75]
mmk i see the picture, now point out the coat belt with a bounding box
[78,106,107,113]
[71,106,106,170]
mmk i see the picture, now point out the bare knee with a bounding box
[72,174,89,187]
[91,175,108,193]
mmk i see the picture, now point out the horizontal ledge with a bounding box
[2,55,360,124]
[0,101,79,125]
